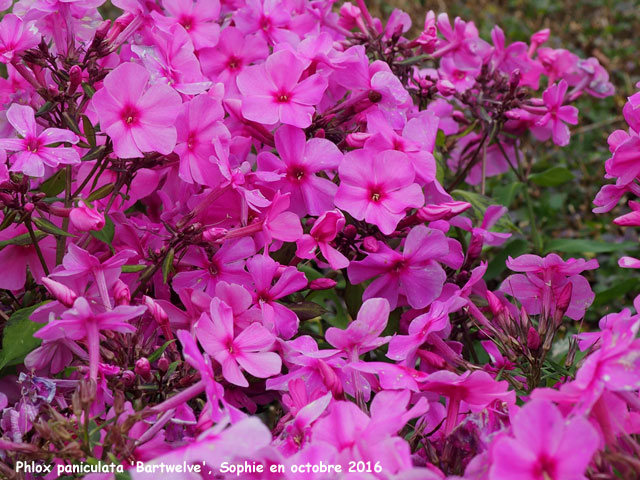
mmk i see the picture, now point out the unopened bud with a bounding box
[143,295,169,327]
[157,356,170,372]
[23,202,34,213]
[317,359,342,397]
[526,327,540,351]
[314,128,325,138]
[203,227,228,242]
[68,65,82,93]
[41,277,77,307]
[135,358,152,381]
[343,224,357,239]
[113,279,130,306]
[362,236,379,252]
[309,278,337,290]
[69,202,105,232]
[121,370,135,387]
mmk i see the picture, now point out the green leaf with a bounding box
[530,166,574,187]
[344,281,364,319]
[162,248,175,283]
[494,181,523,208]
[593,278,640,308]
[81,82,96,98]
[39,169,67,196]
[122,264,147,273]
[544,238,638,254]
[0,303,48,370]
[36,101,55,116]
[148,340,176,363]
[0,230,48,249]
[289,302,327,321]
[82,115,96,148]
[0,210,17,231]
[91,215,115,247]
[32,217,76,238]
[87,183,114,202]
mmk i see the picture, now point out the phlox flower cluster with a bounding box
[0,0,637,479]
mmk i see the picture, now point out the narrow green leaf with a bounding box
[289,301,327,321]
[593,278,640,307]
[87,183,114,202]
[530,166,574,187]
[148,340,176,363]
[162,248,175,283]
[0,231,48,249]
[0,210,17,231]
[122,264,147,273]
[81,82,96,98]
[32,217,75,238]
[82,115,96,147]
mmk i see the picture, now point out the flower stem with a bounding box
[25,219,50,276]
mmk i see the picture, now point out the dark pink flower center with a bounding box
[259,15,272,32]
[275,91,292,103]
[179,15,194,31]
[454,70,466,80]
[368,186,384,202]
[287,166,307,182]
[227,56,242,71]
[391,259,407,273]
[26,137,42,153]
[187,132,197,150]
[533,454,557,480]
[121,105,140,126]
[208,261,219,276]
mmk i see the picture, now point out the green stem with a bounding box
[25,219,50,277]
[56,165,73,265]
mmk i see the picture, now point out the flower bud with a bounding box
[144,295,169,327]
[157,356,170,372]
[69,202,105,232]
[436,79,456,96]
[554,282,573,324]
[203,227,228,242]
[41,277,77,308]
[135,358,152,381]
[362,236,379,253]
[317,359,342,397]
[113,279,130,306]
[121,370,135,387]
[343,224,357,239]
[309,278,337,290]
[526,327,540,351]
[68,65,82,94]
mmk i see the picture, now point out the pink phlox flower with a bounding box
[233,0,298,45]
[195,297,282,387]
[501,253,598,321]
[530,80,579,146]
[362,109,438,185]
[256,124,342,216]
[174,93,230,185]
[246,254,307,339]
[606,135,640,186]
[295,209,349,270]
[438,56,480,93]
[92,62,182,158]
[34,297,145,380]
[421,370,514,435]
[131,24,211,95]
[50,244,137,310]
[350,361,429,392]
[151,0,221,50]
[348,225,449,310]
[0,104,80,177]
[536,47,579,84]
[198,27,268,96]
[278,389,332,455]
[387,295,466,366]
[335,149,424,235]
[489,399,599,480]
[434,13,491,68]
[172,237,255,296]
[0,14,38,63]
[237,49,327,128]
[489,25,533,77]
[325,298,391,360]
